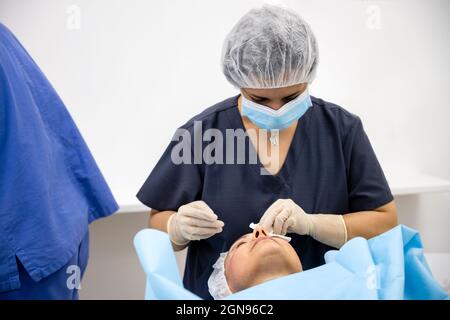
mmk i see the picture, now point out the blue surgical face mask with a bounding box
[241,89,312,130]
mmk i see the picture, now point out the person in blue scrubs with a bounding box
[0,24,118,299]
[136,5,398,300]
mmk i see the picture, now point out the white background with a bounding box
[1,0,449,298]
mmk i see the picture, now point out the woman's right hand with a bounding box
[167,200,224,245]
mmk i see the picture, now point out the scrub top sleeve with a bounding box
[345,117,394,212]
[136,130,203,212]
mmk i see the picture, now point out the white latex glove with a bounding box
[259,199,348,248]
[167,200,224,245]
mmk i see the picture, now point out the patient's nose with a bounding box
[252,225,269,240]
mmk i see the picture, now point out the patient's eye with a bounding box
[232,238,249,251]
[235,241,246,249]
[231,234,252,251]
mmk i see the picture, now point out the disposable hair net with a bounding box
[221,4,319,89]
[207,251,232,299]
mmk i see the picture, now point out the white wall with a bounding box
[1,0,449,298]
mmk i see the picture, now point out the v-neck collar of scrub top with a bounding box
[225,94,315,190]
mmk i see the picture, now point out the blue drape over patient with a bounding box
[134,225,448,300]
[0,24,118,292]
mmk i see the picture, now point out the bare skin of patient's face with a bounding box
[224,226,302,293]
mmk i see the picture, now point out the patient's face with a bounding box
[224,226,302,293]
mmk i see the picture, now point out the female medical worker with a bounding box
[0,24,118,299]
[136,4,397,299]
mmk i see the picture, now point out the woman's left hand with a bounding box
[258,199,313,235]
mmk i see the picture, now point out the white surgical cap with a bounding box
[221,4,319,89]
[207,251,232,299]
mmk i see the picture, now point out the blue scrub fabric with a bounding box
[137,93,394,299]
[0,23,118,296]
[0,231,89,300]
[134,225,449,300]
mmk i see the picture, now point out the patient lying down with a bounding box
[208,225,302,299]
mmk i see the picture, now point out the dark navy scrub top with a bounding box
[136,94,394,300]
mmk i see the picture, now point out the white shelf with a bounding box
[117,203,149,214]
[115,172,450,214]
[387,172,450,196]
